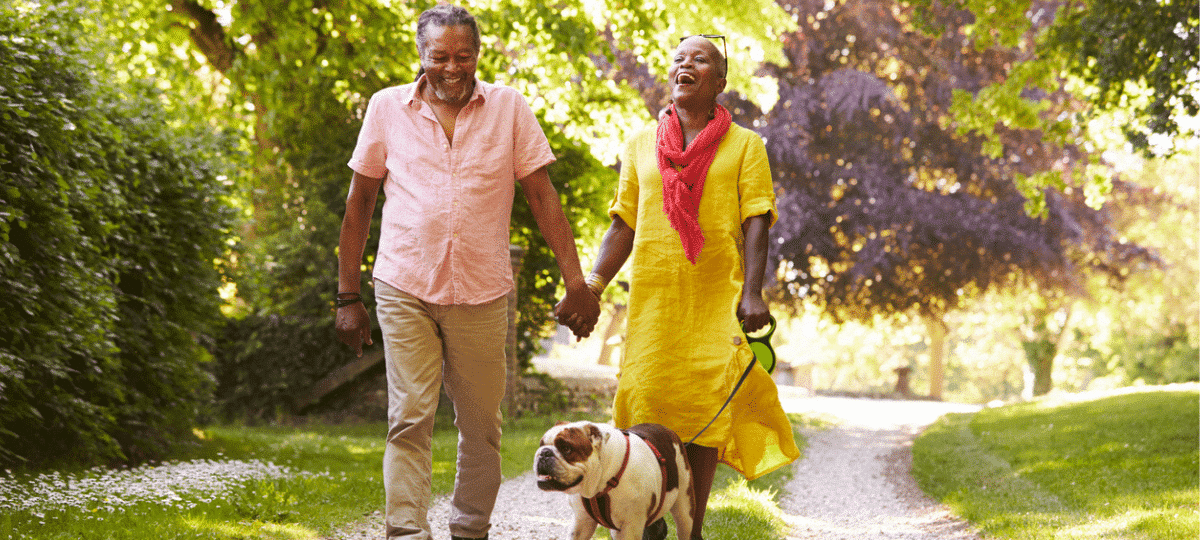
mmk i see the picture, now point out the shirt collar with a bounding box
[406,75,489,108]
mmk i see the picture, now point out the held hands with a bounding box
[336,302,373,357]
[737,292,771,334]
[554,282,601,340]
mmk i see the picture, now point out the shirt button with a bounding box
[731,336,742,345]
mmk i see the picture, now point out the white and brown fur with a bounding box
[535,420,694,540]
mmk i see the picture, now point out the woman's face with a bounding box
[668,37,726,107]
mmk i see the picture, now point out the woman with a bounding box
[582,35,800,539]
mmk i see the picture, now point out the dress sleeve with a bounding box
[608,134,641,230]
[347,92,390,179]
[738,132,777,228]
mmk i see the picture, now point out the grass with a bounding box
[1,410,809,540]
[0,410,811,540]
[0,411,598,540]
[912,387,1199,540]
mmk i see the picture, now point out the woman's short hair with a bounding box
[416,5,481,56]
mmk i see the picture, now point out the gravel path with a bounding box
[775,389,983,540]
[326,387,984,539]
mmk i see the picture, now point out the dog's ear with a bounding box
[554,421,569,426]
[588,424,607,443]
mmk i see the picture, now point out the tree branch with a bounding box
[170,0,238,73]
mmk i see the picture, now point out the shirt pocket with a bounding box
[470,132,515,182]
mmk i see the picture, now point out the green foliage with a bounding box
[0,2,236,466]
[913,388,1200,539]
[914,0,1199,213]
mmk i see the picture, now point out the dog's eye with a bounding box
[556,440,573,456]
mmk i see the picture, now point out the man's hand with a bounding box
[336,303,373,357]
[737,293,771,334]
[554,283,600,340]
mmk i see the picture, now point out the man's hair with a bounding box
[416,5,481,57]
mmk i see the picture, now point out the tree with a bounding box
[107,0,636,416]
[913,0,1199,207]
[739,0,1157,398]
[0,2,236,465]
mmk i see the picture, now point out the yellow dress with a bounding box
[609,123,800,480]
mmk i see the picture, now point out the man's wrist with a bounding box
[335,292,363,308]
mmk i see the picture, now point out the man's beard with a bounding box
[433,79,470,103]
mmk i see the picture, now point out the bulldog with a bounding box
[535,421,694,540]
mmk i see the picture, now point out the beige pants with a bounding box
[375,280,507,539]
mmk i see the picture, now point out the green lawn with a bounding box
[912,387,1200,540]
[0,411,809,540]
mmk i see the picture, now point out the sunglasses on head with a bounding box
[678,34,727,76]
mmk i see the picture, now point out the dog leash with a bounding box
[685,357,756,446]
[685,315,776,446]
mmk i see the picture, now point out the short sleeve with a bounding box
[738,133,777,228]
[509,91,556,181]
[348,92,390,179]
[608,135,641,230]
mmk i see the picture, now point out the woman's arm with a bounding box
[737,212,772,332]
[587,215,635,296]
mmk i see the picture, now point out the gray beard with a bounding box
[433,82,470,103]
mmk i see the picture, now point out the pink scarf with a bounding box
[656,104,732,263]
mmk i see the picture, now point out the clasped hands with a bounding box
[554,283,600,340]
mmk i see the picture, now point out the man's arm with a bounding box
[336,170,385,356]
[518,165,600,339]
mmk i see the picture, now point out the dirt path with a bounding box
[327,387,985,539]
[776,389,983,540]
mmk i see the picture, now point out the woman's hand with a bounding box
[738,292,771,333]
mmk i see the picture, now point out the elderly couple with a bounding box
[334,5,799,540]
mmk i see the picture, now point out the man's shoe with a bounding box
[643,518,668,540]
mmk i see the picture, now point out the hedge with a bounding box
[0,4,236,466]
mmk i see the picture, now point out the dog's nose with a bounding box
[535,448,557,473]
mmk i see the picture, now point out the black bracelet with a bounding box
[335,292,363,308]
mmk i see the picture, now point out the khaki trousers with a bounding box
[375,280,507,539]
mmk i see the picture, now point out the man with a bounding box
[334,5,600,539]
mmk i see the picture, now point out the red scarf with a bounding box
[656,104,732,264]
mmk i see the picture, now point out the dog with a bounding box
[535,421,693,540]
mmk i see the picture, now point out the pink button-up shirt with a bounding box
[348,78,555,305]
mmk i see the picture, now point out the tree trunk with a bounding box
[1024,301,1074,397]
[922,311,947,401]
[596,303,627,367]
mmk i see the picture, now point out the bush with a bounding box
[0,3,236,466]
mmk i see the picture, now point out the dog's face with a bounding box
[534,421,606,492]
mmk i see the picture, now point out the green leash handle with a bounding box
[742,315,777,374]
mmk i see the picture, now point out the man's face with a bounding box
[420,24,478,104]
